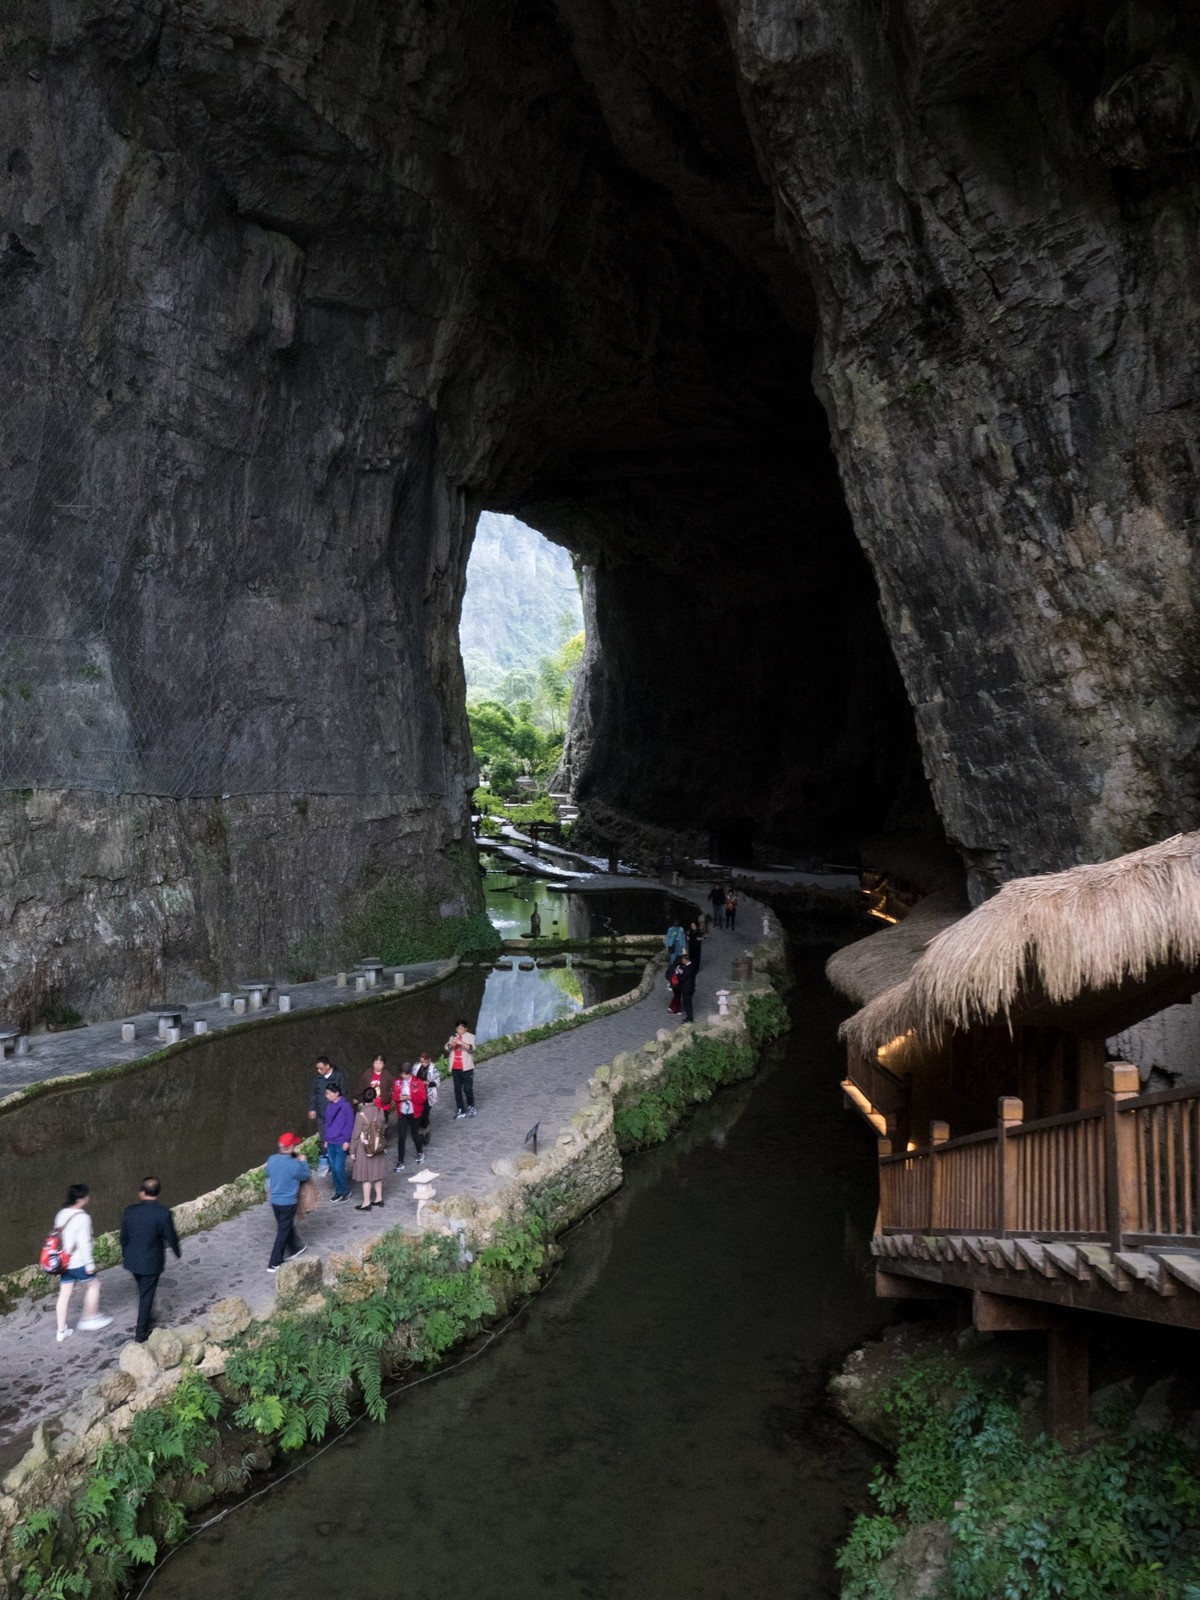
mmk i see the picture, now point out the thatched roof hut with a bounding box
[841,832,1200,1057]
[826,890,966,1007]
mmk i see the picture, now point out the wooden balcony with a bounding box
[841,1046,908,1137]
[875,1063,1200,1330]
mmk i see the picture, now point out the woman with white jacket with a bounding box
[54,1184,112,1342]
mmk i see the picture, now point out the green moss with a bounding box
[341,883,500,966]
[613,1033,755,1151]
[745,989,789,1048]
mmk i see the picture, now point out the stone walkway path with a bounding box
[0,884,767,1457]
[0,962,454,1097]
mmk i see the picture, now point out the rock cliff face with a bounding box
[2,0,1198,1012]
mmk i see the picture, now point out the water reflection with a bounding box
[483,872,696,941]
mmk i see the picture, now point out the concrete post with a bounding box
[121,1023,136,1043]
[233,997,247,1016]
[355,974,367,992]
[393,972,405,989]
[219,992,232,1009]
[279,995,292,1013]
[249,990,262,1011]
[336,972,348,988]
[165,1026,181,1044]
[193,1020,208,1036]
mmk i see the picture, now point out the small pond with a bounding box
[482,866,696,941]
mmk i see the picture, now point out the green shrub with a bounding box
[613,1035,754,1151]
[838,1363,1200,1600]
[745,989,789,1047]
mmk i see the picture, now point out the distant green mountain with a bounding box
[461,513,583,699]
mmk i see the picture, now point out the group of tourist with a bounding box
[664,887,735,1022]
[50,1176,180,1345]
[269,1020,478,1270]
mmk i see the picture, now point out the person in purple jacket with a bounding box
[323,1084,354,1203]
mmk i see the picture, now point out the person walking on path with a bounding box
[677,952,697,1023]
[392,1064,428,1172]
[708,883,725,929]
[53,1184,112,1343]
[687,918,704,972]
[307,1056,344,1171]
[667,953,684,1015]
[415,1052,441,1147]
[665,920,686,963]
[323,1084,354,1203]
[724,890,738,931]
[350,1087,388,1209]
[119,1177,181,1343]
[360,1055,395,1132]
[447,1021,477,1118]
[265,1133,312,1272]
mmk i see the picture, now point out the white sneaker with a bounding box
[56,1326,73,1343]
[78,1314,113,1332]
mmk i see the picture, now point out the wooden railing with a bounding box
[844,1047,907,1126]
[879,1064,1200,1249]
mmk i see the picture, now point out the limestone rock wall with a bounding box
[5,0,1199,1013]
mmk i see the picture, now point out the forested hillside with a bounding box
[460,513,582,698]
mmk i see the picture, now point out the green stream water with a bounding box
[149,940,887,1600]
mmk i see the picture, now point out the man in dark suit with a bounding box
[678,953,698,1023]
[120,1176,182,1343]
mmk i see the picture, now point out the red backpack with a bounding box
[39,1227,68,1275]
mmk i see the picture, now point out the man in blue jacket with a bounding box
[266,1133,312,1271]
[119,1177,182,1343]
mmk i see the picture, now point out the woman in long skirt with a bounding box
[350,1086,388,1210]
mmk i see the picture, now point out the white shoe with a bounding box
[56,1326,74,1343]
[78,1314,113,1332]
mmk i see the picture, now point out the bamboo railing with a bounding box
[878,1064,1200,1249]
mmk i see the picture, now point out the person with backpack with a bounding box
[323,1084,354,1203]
[664,920,686,964]
[392,1063,428,1172]
[446,1020,477,1118]
[51,1184,112,1342]
[415,1051,440,1147]
[119,1176,181,1343]
[350,1085,388,1209]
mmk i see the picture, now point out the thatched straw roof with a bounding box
[841,832,1200,1056]
[826,890,967,1007]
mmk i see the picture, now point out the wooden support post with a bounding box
[1047,1322,1089,1442]
[929,1120,949,1231]
[1104,1062,1140,1253]
[996,1095,1023,1237]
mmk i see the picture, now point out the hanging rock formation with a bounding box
[1,0,1197,1012]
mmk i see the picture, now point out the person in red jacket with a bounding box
[392,1063,428,1172]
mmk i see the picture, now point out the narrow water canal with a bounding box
[150,941,887,1600]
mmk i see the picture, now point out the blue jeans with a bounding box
[327,1143,350,1197]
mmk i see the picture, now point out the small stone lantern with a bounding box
[716,989,730,1016]
[408,1168,439,1225]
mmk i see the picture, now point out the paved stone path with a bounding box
[0,884,768,1458]
[0,962,454,1097]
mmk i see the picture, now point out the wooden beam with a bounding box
[973,1290,1064,1332]
[1047,1322,1089,1441]
[876,1271,960,1300]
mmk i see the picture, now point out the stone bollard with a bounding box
[336,972,348,988]
[16,1035,29,1055]
[232,997,247,1016]
[365,969,377,987]
[121,1023,136,1043]
[393,972,405,989]
[193,1020,208,1036]
[218,992,232,1009]
[716,989,730,1017]
[355,974,367,992]
[278,994,291,1013]
[165,1026,181,1044]
[157,1018,170,1040]
[249,990,262,1011]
